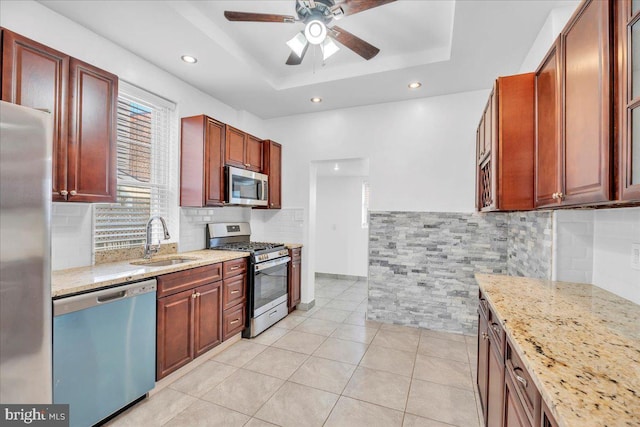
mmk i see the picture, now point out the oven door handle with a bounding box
[255,256,291,272]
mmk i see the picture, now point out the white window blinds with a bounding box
[94,82,176,252]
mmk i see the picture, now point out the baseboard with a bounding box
[315,272,367,281]
[296,300,315,311]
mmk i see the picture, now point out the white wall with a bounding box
[315,176,368,277]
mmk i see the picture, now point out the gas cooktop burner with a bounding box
[211,241,285,253]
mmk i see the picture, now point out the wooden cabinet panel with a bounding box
[288,248,301,312]
[67,59,117,202]
[225,125,246,169]
[487,340,505,427]
[157,288,194,380]
[477,293,505,427]
[222,303,245,341]
[261,140,282,209]
[180,115,225,207]
[157,263,222,298]
[246,134,263,172]
[223,273,246,311]
[477,310,490,418]
[504,372,532,427]
[193,282,222,358]
[562,0,611,204]
[535,40,562,208]
[223,258,247,278]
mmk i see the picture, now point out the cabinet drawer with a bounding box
[157,263,222,298]
[223,258,247,278]
[488,317,505,358]
[506,341,540,425]
[222,303,245,341]
[479,291,491,320]
[289,247,301,261]
[223,274,246,310]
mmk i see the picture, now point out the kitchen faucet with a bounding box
[144,216,171,258]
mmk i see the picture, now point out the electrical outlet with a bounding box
[632,243,640,271]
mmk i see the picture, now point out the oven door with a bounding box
[253,256,290,317]
[226,166,268,206]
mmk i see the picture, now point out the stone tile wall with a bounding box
[506,211,554,279]
[368,212,509,334]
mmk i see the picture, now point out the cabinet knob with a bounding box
[270,203,274,206]
[245,163,250,167]
[70,190,77,196]
[552,192,558,200]
[192,293,197,299]
[482,332,489,340]
[557,192,564,200]
[60,190,68,196]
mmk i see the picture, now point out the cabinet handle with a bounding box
[231,290,240,294]
[197,292,201,298]
[60,190,68,196]
[482,332,489,340]
[515,372,528,388]
[491,323,500,334]
[192,293,197,299]
[69,190,77,196]
[245,163,250,167]
[552,192,558,200]
[230,266,240,270]
[230,319,240,325]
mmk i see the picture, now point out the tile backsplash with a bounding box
[507,211,553,279]
[179,206,251,252]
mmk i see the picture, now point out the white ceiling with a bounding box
[39,0,579,119]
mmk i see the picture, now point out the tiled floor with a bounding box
[108,276,482,427]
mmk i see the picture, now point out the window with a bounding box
[94,82,176,252]
[361,180,370,228]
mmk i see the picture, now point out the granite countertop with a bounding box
[475,274,640,427]
[285,243,303,249]
[52,250,249,298]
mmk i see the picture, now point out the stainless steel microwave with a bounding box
[226,166,268,207]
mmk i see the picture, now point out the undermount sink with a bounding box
[130,257,197,267]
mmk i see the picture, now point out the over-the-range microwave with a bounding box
[226,165,268,207]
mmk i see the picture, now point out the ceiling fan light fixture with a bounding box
[181,55,198,64]
[310,97,323,103]
[305,20,327,45]
[321,37,340,60]
[408,81,422,89]
[287,32,309,58]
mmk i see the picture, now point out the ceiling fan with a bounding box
[224,0,396,65]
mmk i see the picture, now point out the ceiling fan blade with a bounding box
[286,45,309,65]
[224,11,296,23]
[329,25,380,60]
[332,0,396,17]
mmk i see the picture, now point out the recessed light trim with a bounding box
[408,82,422,89]
[310,97,323,103]
[181,55,198,64]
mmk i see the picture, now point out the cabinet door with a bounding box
[487,338,505,427]
[225,125,246,168]
[504,372,532,427]
[288,248,301,311]
[193,282,222,358]
[562,0,611,204]
[535,40,562,208]
[157,289,194,380]
[205,118,225,206]
[477,310,490,419]
[1,29,69,201]
[484,97,493,157]
[67,58,117,202]
[263,140,282,209]
[245,134,263,172]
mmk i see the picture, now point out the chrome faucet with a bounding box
[144,216,171,259]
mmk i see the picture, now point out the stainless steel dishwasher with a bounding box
[53,279,157,427]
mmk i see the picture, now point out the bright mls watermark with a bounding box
[0,405,68,426]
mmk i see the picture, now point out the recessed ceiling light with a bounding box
[310,97,322,103]
[408,82,422,89]
[181,55,198,64]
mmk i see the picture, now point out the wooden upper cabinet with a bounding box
[616,0,640,201]
[1,28,117,203]
[225,126,263,172]
[535,39,562,208]
[477,73,535,212]
[180,115,225,207]
[561,0,612,205]
[261,140,282,209]
[67,59,117,202]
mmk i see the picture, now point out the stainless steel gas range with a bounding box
[206,223,289,337]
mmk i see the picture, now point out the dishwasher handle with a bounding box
[54,279,157,317]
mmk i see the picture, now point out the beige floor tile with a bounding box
[402,413,455,427]
[418,336,469,363]
[288,356,356,394]
[211,340,268,367]
[243,346,309,379]
[344,311,382,328]
[324,299,361,311]
[315,287,346,298]
[254,382,339,427]
[294,318,341,337]
[313,337,369,364]
[371,330,420,353]
[355,300,368,312]
[107,388,196,426]
[334,291,368,303]
[413,354,473,390]
[360,345,416,377]
[200,369,283,416]
[324,396,404,427]
[465,334,478,346]
[289,306,321,317]
[310,307,352,323]
[271,330,327,354]
[168,360,237,397]
[314,297,332,307]
[244,418,279,427]
[342,366,411,411]
[330,324,378,344]
[163,400,249,427]
[379,323,421,336]
[420,329,467,343]
[249,326,289,345]
[274,314,306,329]
[406,379,479,427]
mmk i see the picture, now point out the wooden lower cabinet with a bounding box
[504,372,532,427]
[193,282,222,358]
[477,297,505,427]
[156,288,195,380]
[288,248,301,312]
[222,303,245,341]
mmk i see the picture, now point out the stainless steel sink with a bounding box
[130,257,197,267]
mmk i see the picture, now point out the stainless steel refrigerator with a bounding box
[0,101,53,403]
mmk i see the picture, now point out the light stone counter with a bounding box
[475,274,640,427]
[52,250,249,298]
[285,243,303,249]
